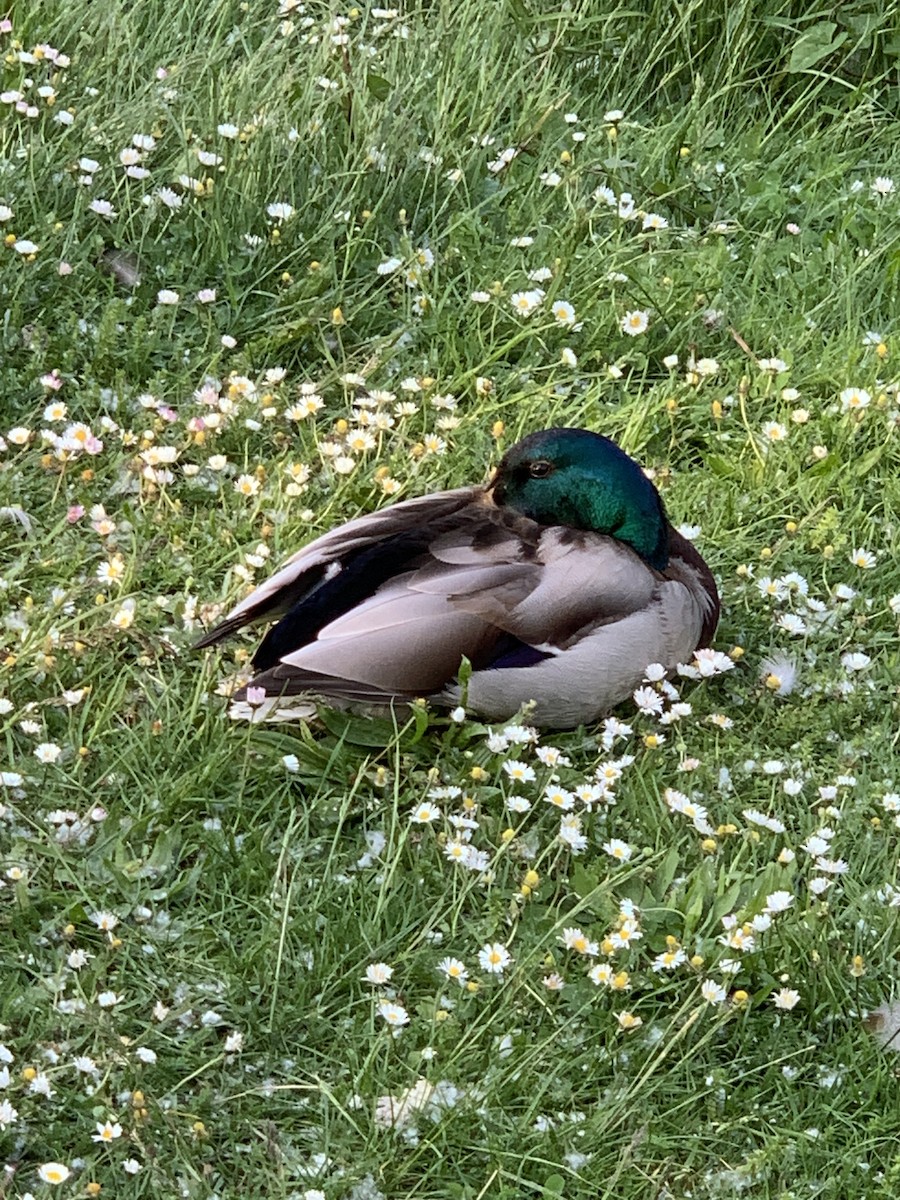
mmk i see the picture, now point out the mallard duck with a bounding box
[196,427,719,728]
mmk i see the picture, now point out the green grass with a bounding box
[3,1,900,1197]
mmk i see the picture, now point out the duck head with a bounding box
[489,427,669,570]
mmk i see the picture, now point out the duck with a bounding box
[195,427,719,728]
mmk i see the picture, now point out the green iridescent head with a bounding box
[490,427,669,569]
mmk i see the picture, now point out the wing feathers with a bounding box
[194,486,482,646]
[257,585,497,695]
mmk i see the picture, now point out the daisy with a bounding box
[558,814,588,853]
[478,942,512,974]
[850,547,876,569]
[690,648,735,677]
[802,834,831,857]
[503,760,535,783]
[90,910,119,932]
[156,187,182,209]
[841,652,871,671]
[93,1119,123,1142]
[573,782,606,807]
[38,1163,70,1185]
[694,357,719,376]
[288,395,325,420]
[363,963,393,985]
[621,309,649,336]
[443,840,469,864]
[760,653,798,696]
[463,848,489,873]
[34,743,62,764]
[588,962,613,986]
[651,945,687,971]
[234,474,260,497]
[816,857,849,875]
[543,784,574,810]
[376,1000,409,1027]
[608,919,642,950]
[111,600,136,630]
[772,988,800,1010]
[505,795,531,813]
[701,980,727,1004]
[596,761,625,786]
[267,202,295,220]
[633,686,664,715]
[410,801,441,823]
[510,289,544,317]
[551,300,576,327]
[437,957,468,984]
[742,809,786,834]
[777,614,806,635]
[561,927,598,956]
[840,387,870,412]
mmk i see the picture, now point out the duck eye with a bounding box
[528,460,553,479]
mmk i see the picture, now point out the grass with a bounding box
[3,1,900,1196]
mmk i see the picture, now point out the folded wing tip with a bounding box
[193,614,248,650]
[193,626,224,650]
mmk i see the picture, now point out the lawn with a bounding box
[3,2,900,1197]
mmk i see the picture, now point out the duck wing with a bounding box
[194,486,484,652]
